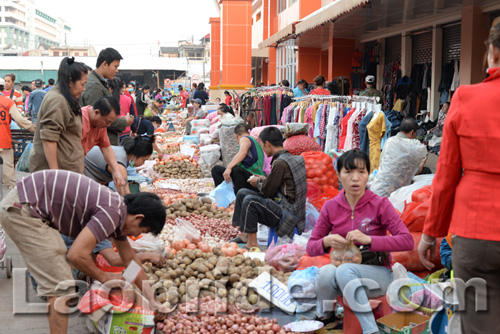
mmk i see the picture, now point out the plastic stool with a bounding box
[268,227,299,246]
[338,295,392,334]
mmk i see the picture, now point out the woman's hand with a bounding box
[323,234,348,250]
[346,229,372,245]
[417,233,436,270]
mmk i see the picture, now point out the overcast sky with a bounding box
[37,0,219,57]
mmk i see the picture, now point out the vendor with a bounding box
[0,170,168,334]
[359,75,383,99]
[182,98,206,134]
[370,118,427,197]
[129,115,163,153]
[232,127,307,249]
[84,135,154,194]
[211,123,265,196]
[307,150,413,331]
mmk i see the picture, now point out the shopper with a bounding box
[193,82,209,105]
[30,57,88,173]
[179,85,189,108]
[85,135,154,194]
[27,79,47,125]
[418,18,500,334]
[136,85,151,117]
[0,78,35,188]
[189,83,197,101]
[21,85,32,114]
[224,90,232,105]
[232,127,307,249]
[280,79,290,87]
[129,116,163,153]
[307,150,413,331]
[370,118,427,197]
[108,78,136,137]
[44,78,55,92]
[80,47,129,145]
[360,75,383,99]
[309,75,330,95]
[0,170,167,334]
[293,79,309,97]
[128,81,137,103]
[212,123,265,195]
[3,73,23,113]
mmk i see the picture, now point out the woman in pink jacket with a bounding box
[307,150,414,333]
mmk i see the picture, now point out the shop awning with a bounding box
[258,23,295,49]
[295,0,371,35]
[252,48,269,58]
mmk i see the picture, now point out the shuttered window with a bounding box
[385,35,401,65]
[412,31,433,65]
[443,24,461,62]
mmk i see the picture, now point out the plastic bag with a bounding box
[16,141,32,172]
[296,253,331,271]
[210,181,236,208]
[288,266,319,313]
[304,201,320,233]
[401,199,430,232]
[293,230,312,249]
[265,241,306,272]
[388,174,434,212]
[370,137,427,197]
[128,233,165,253]
[221,115,244,127]
[200,144,221,167]
[283,123,310,138]
[175,218,201,242]
[306,182,322,201]
[330,241,362,266]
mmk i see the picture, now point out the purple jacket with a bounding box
[306,189,414,258]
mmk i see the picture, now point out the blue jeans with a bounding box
[316,264,393,334]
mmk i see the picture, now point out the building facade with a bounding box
[0,0,71,50]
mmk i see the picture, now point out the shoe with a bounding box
[230,236,245,244]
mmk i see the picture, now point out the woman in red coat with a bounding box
[419,19,500,334]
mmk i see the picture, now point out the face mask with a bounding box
[129,159,135,168]
[128,88,134,93]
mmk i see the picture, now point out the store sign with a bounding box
[191,74,201,84]
[164,78,171,88]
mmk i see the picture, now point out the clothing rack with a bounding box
[351,95,380,103]
[293,94,352,102]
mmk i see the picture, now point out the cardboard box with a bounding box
[377,312,430,334]
[249,272,297,314]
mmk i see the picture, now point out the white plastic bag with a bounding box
[174,218,201,242]
[388,174,434,212]
[370,137,427,197]
[128,233,165,253]
[200,144,221,167]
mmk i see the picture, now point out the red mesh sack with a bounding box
[301,151,339,191]
[296,253,331,271]
[311,186,340,211]
[306,182,322,201]
[283,135,322,156]
[411,185,432,203]
[390,232,443,272]
[401,199,431,232]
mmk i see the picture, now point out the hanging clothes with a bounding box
[359,111,373,156]
[339,108,355,150]
[367,111,386,172]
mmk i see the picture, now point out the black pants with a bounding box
[452,236,500,334]
[232,189,282,234]
[211,165,257,196]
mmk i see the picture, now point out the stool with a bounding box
[337,295,392,334]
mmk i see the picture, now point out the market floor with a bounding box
[0,171,92,333]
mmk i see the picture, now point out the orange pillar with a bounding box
[297,46,322,82]
[327,23,334,80]
[220,0,253,85]
[268,48,277,85]
[332,38,356,78]
[209,17,221,86]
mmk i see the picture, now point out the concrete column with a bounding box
[401,33,412,76]
[209,17,221,86]
[327,22,334,80]
[460,5,489,85]
[377,38,386,91]
[431,26,443,121]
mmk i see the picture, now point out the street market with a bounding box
[1,0,500,334]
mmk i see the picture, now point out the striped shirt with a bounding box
[3,89,24,113]
[16,170,127,243]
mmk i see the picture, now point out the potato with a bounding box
[201,197,212,204]
[212,268,222,280]
[248,294,258,305]
[197,264,209,274]
[230,274,240,283]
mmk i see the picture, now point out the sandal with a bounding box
[314,313,339,330]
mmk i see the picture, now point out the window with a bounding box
[276,39,296,86]
[277,0,287,13]
[84,52,88,56]
[62,52,68,56]
[53,51,59,56]
[74,52,79,56]
[256,11,261,22]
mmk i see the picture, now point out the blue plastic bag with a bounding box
[212,181,236,208]
[305,201,320,232]
[16,141,32,172]
[288,266,319,313]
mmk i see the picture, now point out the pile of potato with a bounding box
[145,247,292,312]
[154,160,204,179]
[165,197,231,220]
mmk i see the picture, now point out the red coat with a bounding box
[424,68,500,241]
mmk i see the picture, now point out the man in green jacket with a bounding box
[80,47,133,145]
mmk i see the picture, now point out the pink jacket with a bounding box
[306,189,414,258]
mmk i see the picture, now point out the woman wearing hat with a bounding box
[182,98,206,134]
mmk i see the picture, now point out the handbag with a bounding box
[358,245,389,266]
